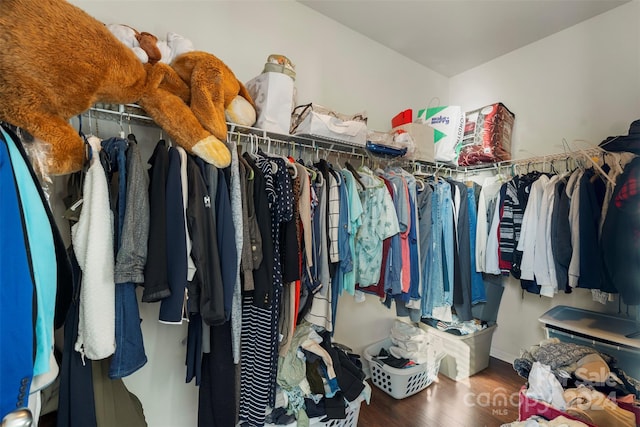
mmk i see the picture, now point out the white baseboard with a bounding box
[490,348,517,364]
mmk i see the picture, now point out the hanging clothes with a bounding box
[450,180,472,321]
[228,142,244,365]
[305,167,333,331]
[109,136,148,379]
[239,152,293,427]
[466,183,486,305]
[601,156,640,305]
[57,249,98,427]
[142,140,170,302]
[422,178,454,322]
[0,134,37,419]
[533,175,559,297]
[381,175,403,297]
[341,169,363,296]
[566,169,584,288]
[355,171,400,287]
[518,175,549,282]
[550,175,572,293]
[214,166,238,322]
[158,147,188,324]
[417,181,434,304]
[71,135,115,361]
[403,171,422,309]
[576,169,606,289]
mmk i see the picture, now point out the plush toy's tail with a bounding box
[225,95,257,128]
[237,81,256,110]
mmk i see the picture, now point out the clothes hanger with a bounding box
[296,145,318,181]
[344,160,366,189]
[118,111,126,139]
[75,113,93,166]
[314,165,324,187]
[247,133,259,159]
[327,159,342,185]
[578,149,614,185]
[235,133,254,180]
[335,151,343,169]
[358,160,375,177]
[266,137,298,178]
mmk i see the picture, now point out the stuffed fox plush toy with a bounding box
[0,0,255,175]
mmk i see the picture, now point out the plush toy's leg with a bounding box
[187,60,228,142]
[138,88,231,168]
[6,112,85,175]
[145,63,191,103]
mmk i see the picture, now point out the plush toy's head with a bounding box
[0,0,255,175]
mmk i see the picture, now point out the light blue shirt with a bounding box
[3,127,57,376]
[340,170,363,294]
[355,173,400,287]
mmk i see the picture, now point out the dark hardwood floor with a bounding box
[358,357,525,427]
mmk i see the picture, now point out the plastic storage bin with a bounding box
[539,305,640,381]
[363,337,443,399]
[418,323,497,381]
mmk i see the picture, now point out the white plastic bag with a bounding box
[245,71,295,134]
[417,105,465,165]
[290,104,368,146]
[526,362,567,411]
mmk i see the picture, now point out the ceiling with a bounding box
[298,0,629,77]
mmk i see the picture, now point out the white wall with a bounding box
[64,2,447,426]
[449,1,640,363]
[449,1,640,159]
[70,0,448,132]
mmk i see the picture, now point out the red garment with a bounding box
[498,202,511,272]
[398,176,411,293]
[615,174,637,208]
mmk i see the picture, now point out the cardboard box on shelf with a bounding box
[392,123,433,162]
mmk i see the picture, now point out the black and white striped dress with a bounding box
[239,155,293,426]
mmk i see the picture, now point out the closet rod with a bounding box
[83,103,607,175]
[448,147,604,176]
[83,103,371,159]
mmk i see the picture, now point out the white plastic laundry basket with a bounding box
[307,396,364,427]
[364,337,443,400]
[265,396,364,427]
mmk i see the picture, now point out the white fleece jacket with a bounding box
[71,136,116,360]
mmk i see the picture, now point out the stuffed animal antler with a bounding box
[0,0,255,175]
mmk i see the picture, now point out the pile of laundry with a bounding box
[421,314,488,336]
[505,338,639,427]
[373,321,431,369]
[265,322,370,427]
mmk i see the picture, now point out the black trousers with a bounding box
[198,321,236,427]
[57,250,97,427]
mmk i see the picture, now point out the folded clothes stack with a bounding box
[372,321,432,368]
